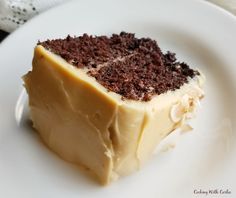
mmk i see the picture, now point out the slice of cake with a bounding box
[23,32,205,185]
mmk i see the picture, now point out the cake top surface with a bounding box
[38,32,199,101]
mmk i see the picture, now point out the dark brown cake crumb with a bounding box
[38,32,139,68]
[38,32,199,101]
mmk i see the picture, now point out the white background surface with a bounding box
[0,0,236,197]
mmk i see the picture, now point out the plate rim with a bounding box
[0,0,236,197]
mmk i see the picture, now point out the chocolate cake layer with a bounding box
[39,32,199,101]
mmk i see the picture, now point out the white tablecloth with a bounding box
[0,0,236,32]
[208,0,236,14]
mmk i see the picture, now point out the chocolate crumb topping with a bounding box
[39,32,199,101]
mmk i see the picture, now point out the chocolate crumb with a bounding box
[38,32,199,101]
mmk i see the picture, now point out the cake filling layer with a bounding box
[39,32,199,101]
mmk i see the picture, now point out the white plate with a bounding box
[0,0,236,197]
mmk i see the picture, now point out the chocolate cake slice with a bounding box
[23,32,205,185]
